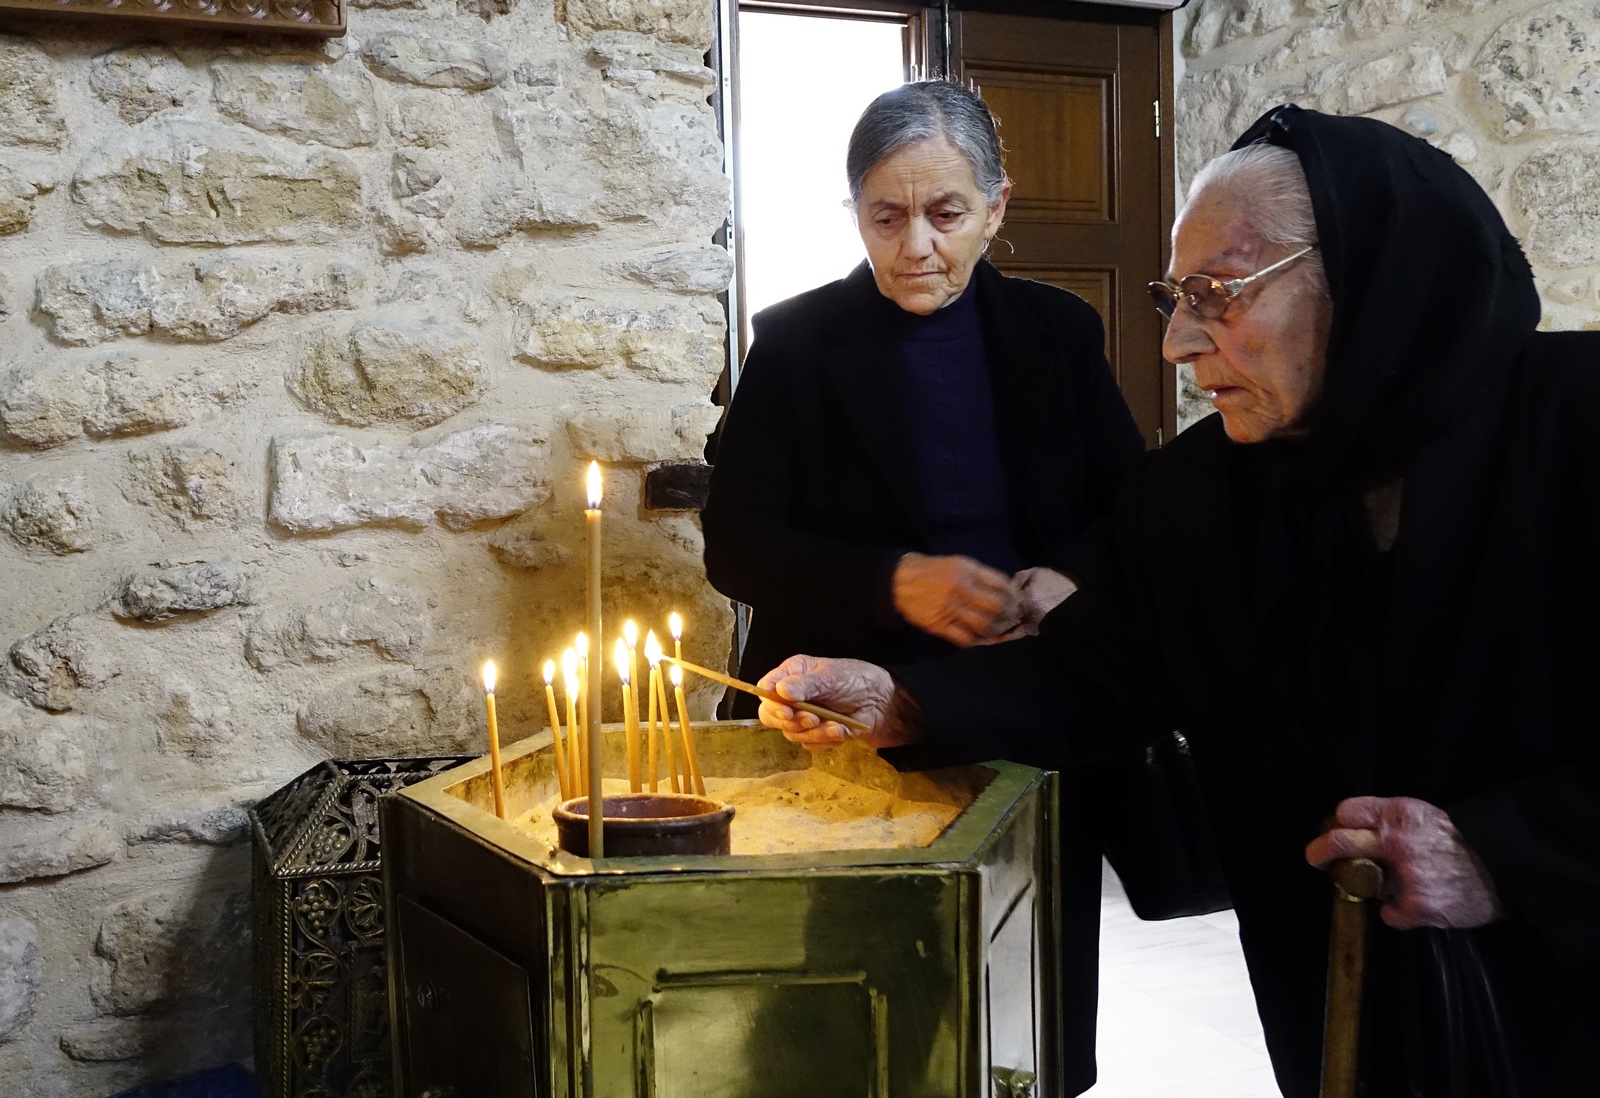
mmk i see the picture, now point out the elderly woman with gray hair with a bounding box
[757,104,1599,1097]
[702,81,1146,1095]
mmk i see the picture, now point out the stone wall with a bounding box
[0,1,730,1091]
[1172,0,1599,429]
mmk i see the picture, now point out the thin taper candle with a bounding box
[670,664,705,796]
[562,649,581,794]
[624,621,640,790]
[543,660,570,801]
[584,462,605,857]
[616,637,640,791]
[645,631,664,793]
[482,661,507,819]
[657,657,681,792]
[669,611,683,664]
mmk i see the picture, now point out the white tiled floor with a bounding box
[1083,866,1285,1097]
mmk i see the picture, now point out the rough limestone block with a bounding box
[392,148,444,197]
[269,422,551,533]
[1514,144,1600,267]
[111,562,260,623]
[589,31,715,86]
[0,918,39,1042]
[619,244,733,293]
[156,682,235,757]
[72,119,364,245]
[1175,67,1294,185]
[2,613,119,712]
[1311,44,1448,116]
[35,257,361,346]
[562,0,713,48]
[1,475,97,555]
[486,514,574,569]
[0,357,244,449]
[57,1019,151,1062]
[0,813,119,885]
[565,401,723,463]
[0,698,90,812]
[89,45,199,124]
[90,888,249,1016]
[296,666,477,755]
[124,445,239,529]
[211,55,382,148]
[362,32,508,90]
[0,35,65,150]
[1477,1,1600,138]
[245,577,429,671]
[513,295,724,385]
[0,163,52,236]
[291,320,488,428]
[456,91,727,243]
[127,798,251,846]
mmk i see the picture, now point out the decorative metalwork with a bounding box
[252,756,470,1098]
[0,0,344,37]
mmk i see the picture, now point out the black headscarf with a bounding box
[1228,106,1540,789]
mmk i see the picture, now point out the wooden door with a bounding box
[950,10,1173,446]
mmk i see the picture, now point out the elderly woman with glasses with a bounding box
[701,81,1146,1096]
[754,105,1599,1098]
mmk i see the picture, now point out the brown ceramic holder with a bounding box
[554,793,733,858]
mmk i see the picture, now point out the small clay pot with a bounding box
[554,793,734,858]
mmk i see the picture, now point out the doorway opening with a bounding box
[733,6,910,350]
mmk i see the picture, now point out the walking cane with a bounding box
[1320,856,1385,1098]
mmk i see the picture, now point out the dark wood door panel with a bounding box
[971,67,1113,223]
[955,10,1171,447]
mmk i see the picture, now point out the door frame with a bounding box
[717,0,1177,440]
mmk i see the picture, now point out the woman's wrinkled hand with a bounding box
[893,553,1022,646]
[757,655,907,751]
[978,567,1079,643]
[1305,796,1504,929]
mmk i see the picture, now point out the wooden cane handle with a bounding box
[1331,857,1384,902]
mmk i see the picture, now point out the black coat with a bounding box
[702,258,1145,689]
[896,108,1600,1098]
[701,257,1145,1096]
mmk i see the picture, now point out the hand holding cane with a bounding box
[1320,855,1384,1098]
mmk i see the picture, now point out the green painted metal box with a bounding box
[380,721,1061,1098]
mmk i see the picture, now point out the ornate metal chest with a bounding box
[381,722,1061,1098]
[251,756,471,1098]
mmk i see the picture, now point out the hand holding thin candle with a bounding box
[756,654,917,752]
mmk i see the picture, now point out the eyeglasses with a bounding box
[1148,245,1317,320]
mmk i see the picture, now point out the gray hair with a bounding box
[1186,143,1326,290]
[847,81,1007,206]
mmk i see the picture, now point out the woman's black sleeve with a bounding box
[702,333,905,627]
[891,458,1177,768]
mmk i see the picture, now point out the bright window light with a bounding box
[738,12,907,321]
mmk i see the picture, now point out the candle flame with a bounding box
[543,659,555,685]
[561,647,578,682]
[644,631,663,666]
[586,461,603,509]
[575,632,589,658]
[668,611,683,641]
[482,660,497,694]
[614,637,630,683]
[623,619,638,647]
[670,663,684,688]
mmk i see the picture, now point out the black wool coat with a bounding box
[702,258,1145,689]
[894,331,1600,1097]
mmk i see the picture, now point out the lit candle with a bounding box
[644,631,667,793]
[615,637,640,792]
[657,642,681,792]
[669,611,684,665]
[670,663,705,796]
[562,647,582,794]
[623,619,640,788]
[584,463,605,857]
[543,660,570,802]
[482,661,507,820]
